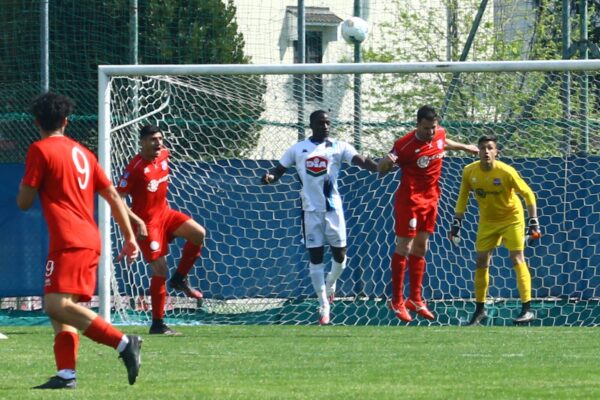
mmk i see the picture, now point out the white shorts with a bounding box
[303,210,347,249]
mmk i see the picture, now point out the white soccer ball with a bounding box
[340,17,369,44]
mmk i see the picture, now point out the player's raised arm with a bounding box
[446,138,479,154]
[261,163,287,184]
[377,152,397,175]
[351,154,378,172]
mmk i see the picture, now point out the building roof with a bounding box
[286,6,343,27]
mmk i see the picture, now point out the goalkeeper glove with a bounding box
[525,217,541,244]
[449,217,462,245]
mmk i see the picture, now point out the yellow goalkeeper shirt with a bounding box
[455,160,536,224]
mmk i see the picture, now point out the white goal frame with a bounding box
[98,59,600,322]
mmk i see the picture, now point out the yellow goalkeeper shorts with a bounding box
[475,219,525,252]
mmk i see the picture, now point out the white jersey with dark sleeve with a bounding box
[279,138,358,212]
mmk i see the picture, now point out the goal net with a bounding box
[99,61,600,326]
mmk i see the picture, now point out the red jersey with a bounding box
[117,148,170,225]
[391,127,447,207]
[21,136,111,253]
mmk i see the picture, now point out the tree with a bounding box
[361,0,599,156]
[0,0,266,159]
[137,0,266,159]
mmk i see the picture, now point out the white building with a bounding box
[226,1,537,157]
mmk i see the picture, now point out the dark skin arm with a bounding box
[262,154,377,184]
[261,164,288,184]
[351,154,378,172]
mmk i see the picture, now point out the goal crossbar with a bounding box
[99,59,600,77]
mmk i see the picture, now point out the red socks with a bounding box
[391,253,407,304]
[408,254,426,301]
[83,316,123,349]
[54,331,79,371]
[150,275,167,320]
[176,242,202,276]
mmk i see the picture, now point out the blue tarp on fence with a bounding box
[1,157,598,300]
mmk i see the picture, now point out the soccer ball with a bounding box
[340,17,369,44]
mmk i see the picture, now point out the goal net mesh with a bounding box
[105,65,600,326]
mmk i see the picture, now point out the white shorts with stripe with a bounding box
[303,209,347,249]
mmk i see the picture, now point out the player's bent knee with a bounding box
[331,247,346,263]
[191,224,206,245]
[150,258,168,276]
[43,296,68,320]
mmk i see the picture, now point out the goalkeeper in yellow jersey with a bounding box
[449,134,541,325]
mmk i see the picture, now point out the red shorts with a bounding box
[44,248,100,302]
[138,209,191,262]
[394,202,439,237]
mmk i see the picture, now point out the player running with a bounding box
[261,110,378,325]
[449,134,540,325]
[378,105,478,322]
[17,92,142,389]
[117,125,206,336]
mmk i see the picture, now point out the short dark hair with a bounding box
[309,109,328,125]
[416,105,438,123]
[139,124,162,139]
[29,92,74,132]
[477,134,498,146]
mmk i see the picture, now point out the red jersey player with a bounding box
[378,105,478,322]
[17,92,142,389]
[117,125,206,336]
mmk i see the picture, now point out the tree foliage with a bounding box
[362,0,599,156]
[0,0,266,159]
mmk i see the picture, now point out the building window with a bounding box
[293,31,323,102]
[286,6,342,104]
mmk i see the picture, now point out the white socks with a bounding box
[116,335,130,353]
[325,258,347,295]
[57,369,76,380]
[309,263,328,308]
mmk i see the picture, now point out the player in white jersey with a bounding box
[262,110,378,324]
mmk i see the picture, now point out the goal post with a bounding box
[98,60,600,326]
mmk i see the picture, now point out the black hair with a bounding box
[139,124,162,139]
[477,134,498,146]
[416,105,438,123]
[309,109,328,125]
[29,92,74,132]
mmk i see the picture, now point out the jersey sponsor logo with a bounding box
[305,156,328,177]
[475,188,502,198]
[147,174,169,192]
[416,151,445,168]
[493,178,501,185]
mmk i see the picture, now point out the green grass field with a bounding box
[1,325,600,399]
